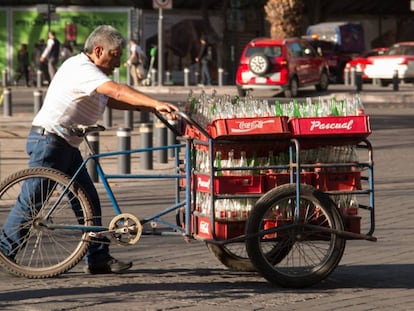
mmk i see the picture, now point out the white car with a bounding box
[364,42,414,86]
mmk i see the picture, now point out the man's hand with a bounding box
[154,102,179,119]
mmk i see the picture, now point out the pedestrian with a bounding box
[124,38,146,86]
[60,40,74,63]
[40,31,61,82]
[0,25,178,275]
[32,39,49,84]
[15,43,31,87]
[195,35,212,86]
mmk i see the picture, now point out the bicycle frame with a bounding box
[44,133,193,237]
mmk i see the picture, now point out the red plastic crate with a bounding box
[264,172,314,191]
[196,174,264,194]
[343,215,361,234]
[315,171,362,191]
[263,219,291,239]
[289,115,371,138]
[196,216,246,240]
[185,116,291,140]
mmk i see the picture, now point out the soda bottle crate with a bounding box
[314,171,362,191]
[288,115,371,139]
[264,172,315,191]
[185,116,291,141]
[196,174,264,194]
[195,216,246,240]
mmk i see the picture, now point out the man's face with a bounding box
[94,46,123,75]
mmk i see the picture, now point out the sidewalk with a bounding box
[0,84,414,310]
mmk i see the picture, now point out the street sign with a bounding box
[153,0,172,9]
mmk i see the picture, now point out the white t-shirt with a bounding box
[32,53,111,147]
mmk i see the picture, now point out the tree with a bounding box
[265,0,305,39]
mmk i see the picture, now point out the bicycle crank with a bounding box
[108,213,143,246]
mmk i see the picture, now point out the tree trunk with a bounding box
[265,0,305,39]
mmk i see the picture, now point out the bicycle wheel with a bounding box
[246,184,346,288]
[0,167,94,278]
[206,242,255,272]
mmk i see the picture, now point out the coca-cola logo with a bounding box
[197,176,210,189]
[199,220,210,234]
[310,120,354,131]
[231,119,275,133]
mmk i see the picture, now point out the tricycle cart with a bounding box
[0,94,375,288]
[176,94,375,288]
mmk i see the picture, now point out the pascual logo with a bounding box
[197,177,210,189]
[310,120,354,131]
[200,220,209,234]
[231,119,275,133]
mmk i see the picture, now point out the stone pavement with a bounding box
[0,84,414,310]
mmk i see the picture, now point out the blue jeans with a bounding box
[201,59,212,85]
[0,130,110,265]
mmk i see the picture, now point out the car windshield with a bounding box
[387,45,414,56]
[245,46,282,58]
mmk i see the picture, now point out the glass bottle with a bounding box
[224,149,235,176]
[214,151,223,176]
[238,151,248,176]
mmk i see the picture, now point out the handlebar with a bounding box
[155,111,212,139]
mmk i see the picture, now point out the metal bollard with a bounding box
[155,121,168,163]
[392,69,399,91]
[33,90,43,114]
[355,65,362,92]
[124,110,133,130]
[139,123,153,170]
[2,69,8,87]
[137,110,150,123]
[36,70,42,88]
[344,65,350,86]
[151,69,157,86]
[350,67,355,86]
[184,68,190,86]
[103,107,112,128]
[165,71,173,85]
[218,68,224,86]
[3,88,12,117]
[113,68,120,83]
[167,120,177,158]
[86,132,99,182]
[194,71,200,85]
[117,128,131,174]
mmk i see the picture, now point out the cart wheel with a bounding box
[206,242,255,272]
[246,184,346,288]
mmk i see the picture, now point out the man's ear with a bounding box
[94,46,104,58]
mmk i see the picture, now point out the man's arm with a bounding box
[98,80,178,116]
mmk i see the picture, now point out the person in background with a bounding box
[40,31,61,82]
[124,38,146,86]
[32,39,49,84]
[15,43,31,87]
[0,25,178,275]
[195,35,212,86]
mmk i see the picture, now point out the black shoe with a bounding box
[84,257,132,274]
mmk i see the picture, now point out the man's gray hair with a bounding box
[84,25,126,53]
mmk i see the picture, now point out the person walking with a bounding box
[195,35,212,86]
[124,38,146,86]
[32,39,49,84]
[40,31,61,82]
[15,43,31,87]
[0,25,178,275]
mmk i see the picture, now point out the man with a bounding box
[0,25,178,274]
[40,31,60,82]
[124,38,146,86]
[195,35,212,86]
